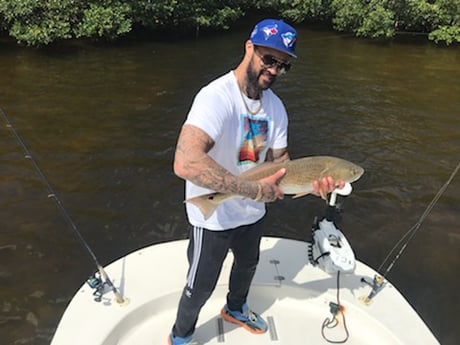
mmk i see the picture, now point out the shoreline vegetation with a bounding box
[0,1,458,47]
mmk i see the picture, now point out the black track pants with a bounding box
[172,218,265,338]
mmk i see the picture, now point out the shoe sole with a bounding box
[220,308,266,334]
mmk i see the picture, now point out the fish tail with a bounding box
[185,194,220,220]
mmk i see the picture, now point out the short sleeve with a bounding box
[184,86,228,141]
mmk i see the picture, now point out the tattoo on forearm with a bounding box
[176,124,264,199]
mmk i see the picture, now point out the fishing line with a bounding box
[377,160,460,277]
[0,106,125,304]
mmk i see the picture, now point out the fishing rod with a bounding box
[0,107,125,304]
[362,160,460,302]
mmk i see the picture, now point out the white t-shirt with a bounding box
[183,71,288,230]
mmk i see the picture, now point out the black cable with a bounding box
[313,251,331,264]
[321,271,350,343]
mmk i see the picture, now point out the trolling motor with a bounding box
[308,183,356,274]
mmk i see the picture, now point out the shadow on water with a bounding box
[0,27,459,344]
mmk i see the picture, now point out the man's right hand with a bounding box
[257,168,286,202]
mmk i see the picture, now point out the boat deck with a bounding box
[51,237,439,344]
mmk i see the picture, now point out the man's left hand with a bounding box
[312,177,345,200]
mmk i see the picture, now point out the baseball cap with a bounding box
[249,19,297,58]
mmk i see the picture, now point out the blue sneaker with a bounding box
[220,303,268,334]
[168,332,197,345]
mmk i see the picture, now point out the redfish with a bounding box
[186,156,364,220]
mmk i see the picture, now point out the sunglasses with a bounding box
[254,48,291,74]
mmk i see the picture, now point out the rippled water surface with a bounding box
[0,28,459,344]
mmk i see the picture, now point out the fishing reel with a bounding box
[86,271,109,302]
[308,183,356,274]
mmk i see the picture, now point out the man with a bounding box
[169,19,340,345]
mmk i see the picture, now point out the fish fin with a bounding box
[185,193,220,220]
[292,192,311,199]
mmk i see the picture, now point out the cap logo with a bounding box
[282,32,296,48]
[262,24,278,40]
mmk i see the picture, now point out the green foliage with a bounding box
[0,0,132,45]
[75,1,131,39]
[131,0,243,32]
[131,0,197,28]
[252,0,333,22]
[0,0,77,45]
[391,0,438,32]
[427,0,460,44]
[332,0,395,39]
[0,0,244,45]
[358,3,394,38]
[331,0,367,33]
[390,0,460,44]
[331,0,459,43]
[429,25,460,45]
[194,5,243,30]
[0,0,458,45]
[281,0,334,22]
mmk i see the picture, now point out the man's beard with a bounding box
[246,60,276,92]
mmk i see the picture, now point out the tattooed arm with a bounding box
[173,124,284,202]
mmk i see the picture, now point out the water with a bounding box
[0,28,459,344]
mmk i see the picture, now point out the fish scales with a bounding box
[186,156,364,220]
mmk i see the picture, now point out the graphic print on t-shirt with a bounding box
[238,114,268,164]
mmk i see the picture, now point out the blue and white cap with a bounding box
[250,19,297,58]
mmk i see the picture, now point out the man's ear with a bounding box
[245,40,255,53]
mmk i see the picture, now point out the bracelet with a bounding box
[254,182,263,202]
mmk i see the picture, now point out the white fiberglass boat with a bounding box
[51,235,439,344]
[51,185,439,345]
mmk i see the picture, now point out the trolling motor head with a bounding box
[308,183,356,274]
